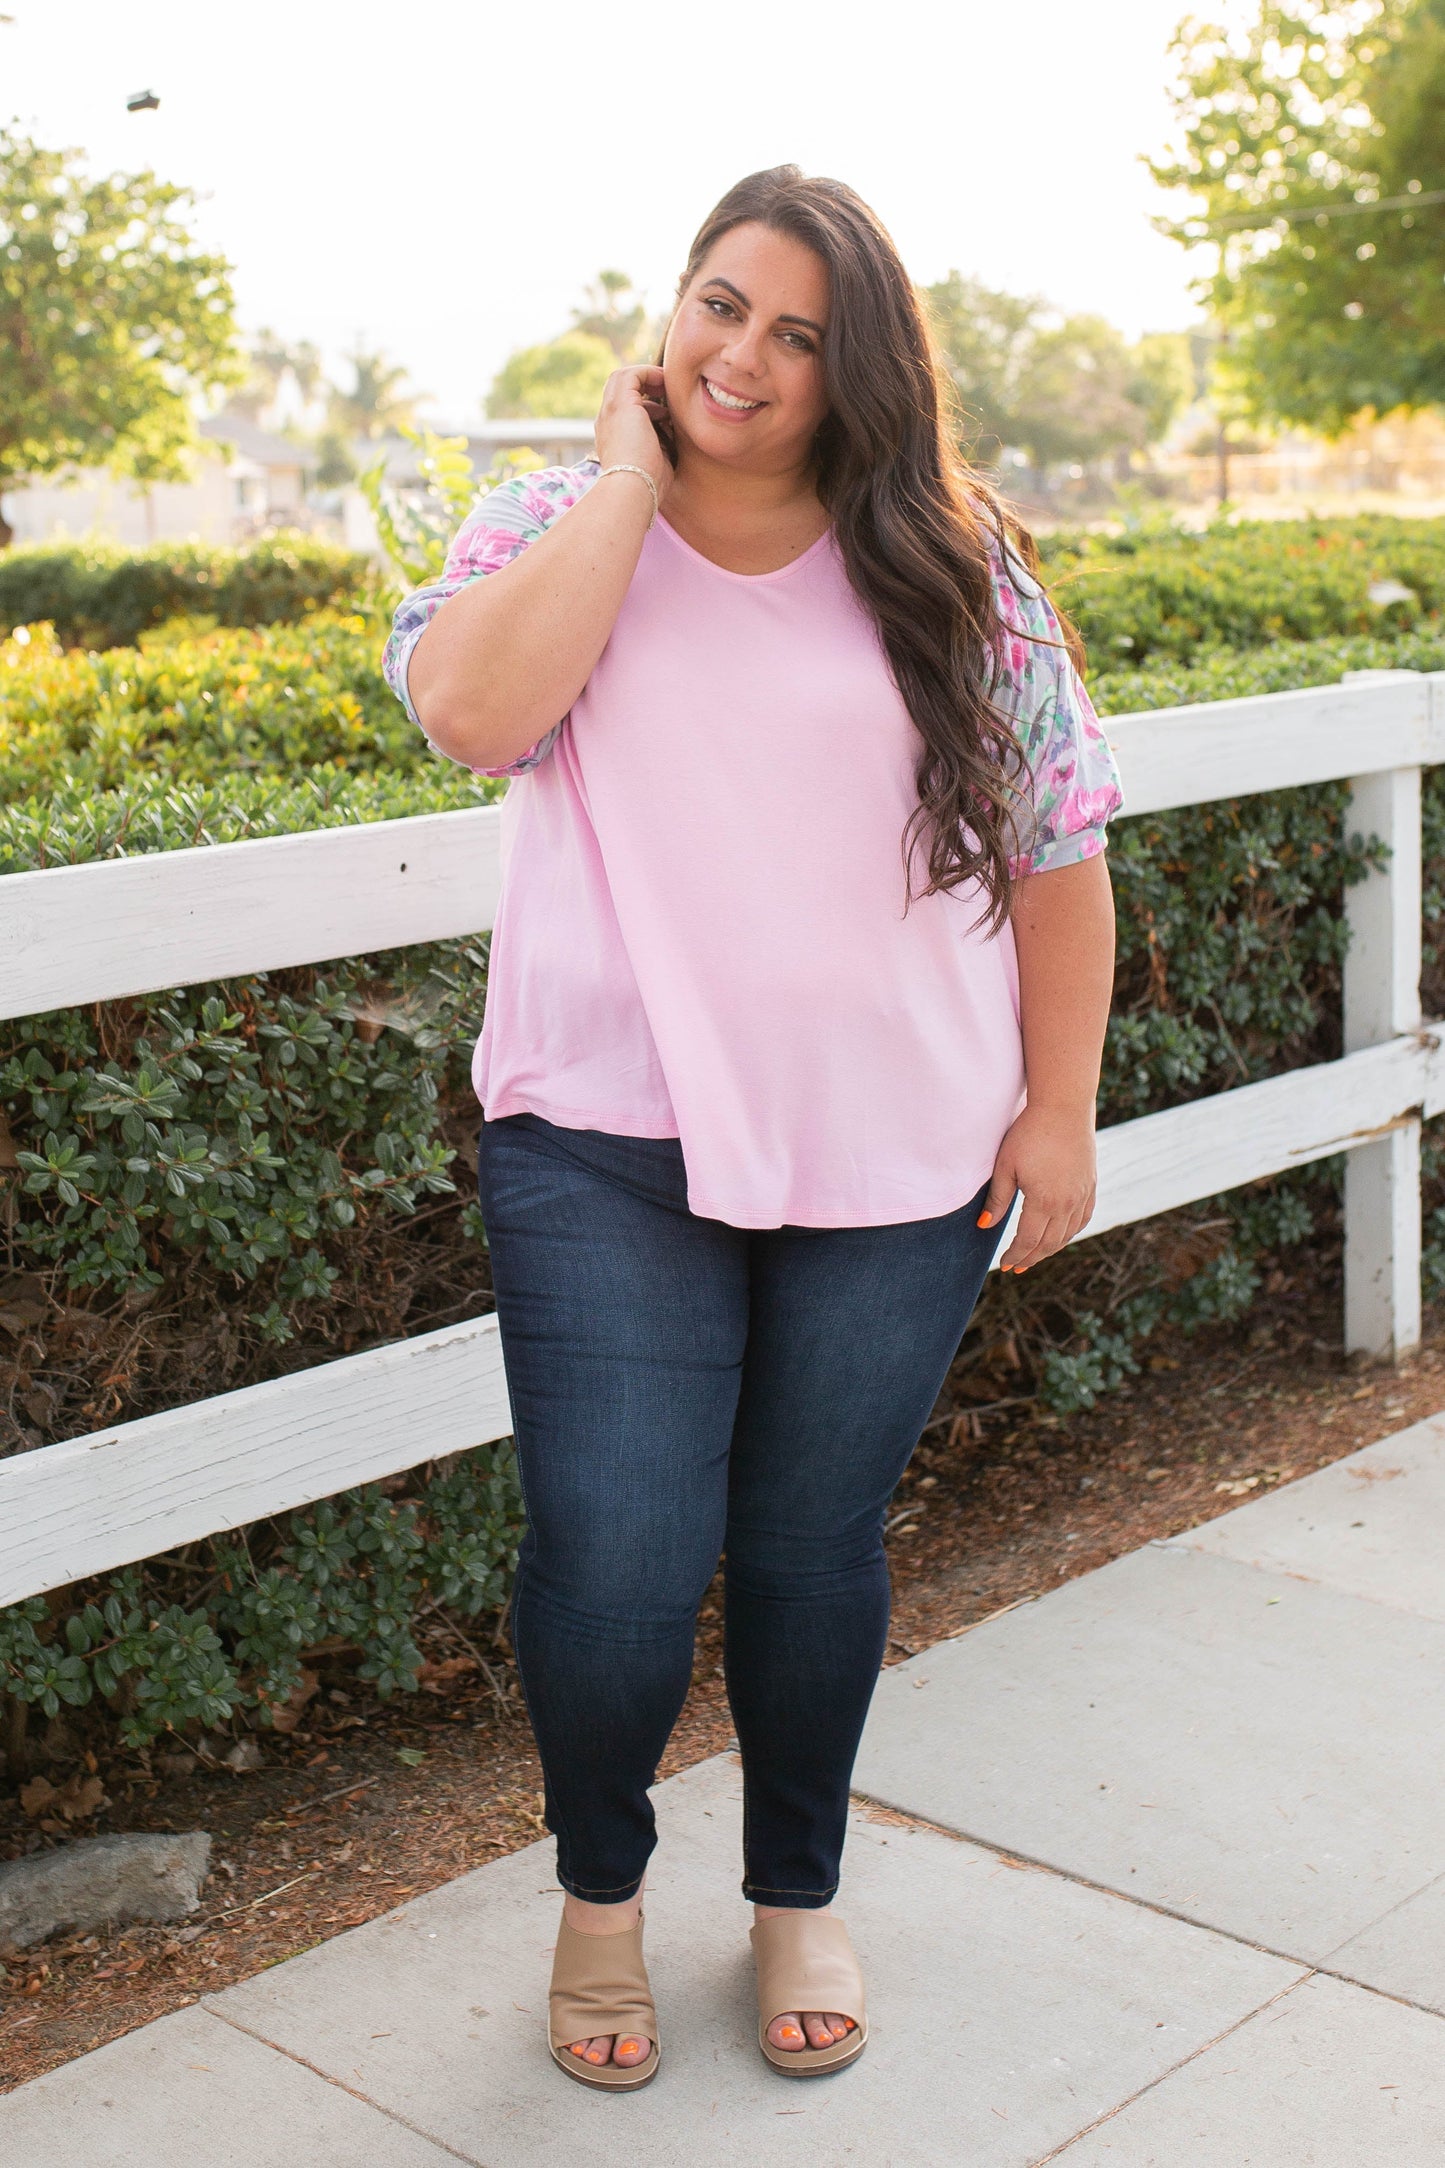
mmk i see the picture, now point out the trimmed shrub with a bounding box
[1040,514,1445,666]
[0,613,420,802]
[0,534,376,649]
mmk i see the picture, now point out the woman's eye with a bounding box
[704,296,735,317]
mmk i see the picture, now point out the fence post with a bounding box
[1342,699,1423,1360]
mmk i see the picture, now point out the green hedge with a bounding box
[0,533,377,649]
[4,529,1445,1770]
[1040,514,1445,666]
[1,612,419,802]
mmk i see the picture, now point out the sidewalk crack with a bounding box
[1024,1972,1317,2165]
[199,2003,484,2166]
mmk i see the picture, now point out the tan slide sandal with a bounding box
[547,1910,661,2092]
[751,1912,869,2077]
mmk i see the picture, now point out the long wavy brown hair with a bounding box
[663,166,1086,930]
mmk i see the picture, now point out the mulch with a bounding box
[2,1274,1439,2091]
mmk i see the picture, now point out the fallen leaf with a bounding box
[55,1771,108,1821]
[265,1668,320,1736]
[418,1654,479,1692]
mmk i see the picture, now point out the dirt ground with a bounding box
[3,1277,1441,2092]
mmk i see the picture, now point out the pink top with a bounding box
[385,461,1124,1230]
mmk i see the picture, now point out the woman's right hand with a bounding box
[595,367,675,501]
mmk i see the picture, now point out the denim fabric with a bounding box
[476,1110,1009,1908]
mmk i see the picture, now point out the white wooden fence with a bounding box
[3,668,1444,1608]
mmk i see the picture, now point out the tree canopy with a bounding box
[487,270,660,419]
[486,329,617,420]
[0,129,241,540]
[570,269,655,360]
[1150,0,1445,431]
[924,273,1194,476]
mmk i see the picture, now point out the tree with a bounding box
[486,329,616,419]
[924,275,1193,482]
[922,273,1041,464]
[1011,315,1160,473]
[1149,0,1445,431]
[570,269,653,360]
[328,346,419,441]
[229,329,325,426]
[0,129,241,545]
[1127,331,1198,447]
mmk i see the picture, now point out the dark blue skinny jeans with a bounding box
[476,1110,1009,1909]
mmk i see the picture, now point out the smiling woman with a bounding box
[383,163,1122,2094]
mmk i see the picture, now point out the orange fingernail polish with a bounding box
[977,1210,993,1227]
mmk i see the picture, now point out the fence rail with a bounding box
[4,668,1443,1607]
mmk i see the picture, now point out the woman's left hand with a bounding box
[977,1103,1097,1273]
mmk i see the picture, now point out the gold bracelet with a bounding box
[595,461,660,528]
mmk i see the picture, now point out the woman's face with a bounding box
[662,222,831,474]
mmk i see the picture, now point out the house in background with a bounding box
[0,414,311,549]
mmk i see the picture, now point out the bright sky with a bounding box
[6,0,1211,426]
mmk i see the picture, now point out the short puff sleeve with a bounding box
[381,460,600,777]
[987,540,1125,876]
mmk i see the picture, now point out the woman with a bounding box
[384,165,1122,2090]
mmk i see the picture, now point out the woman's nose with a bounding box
[717,326,768,378]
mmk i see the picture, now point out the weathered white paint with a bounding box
[0,807,502,1022]
[1344,1123,1423,1363]
[1101,672,1445,819]
[0,1314,513,1607]
[1088,1028,1442,1241]
[1342,736,1426,1360]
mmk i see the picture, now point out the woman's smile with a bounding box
[700,374,767,418]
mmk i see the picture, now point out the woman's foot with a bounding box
[753,1901,859,2054]
[560,1888,654,2069]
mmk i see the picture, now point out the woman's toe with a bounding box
[767,2012,807,2051]
[582,2035,613,2064]
[613,2034,651,2067]
[802,2011,838,2048]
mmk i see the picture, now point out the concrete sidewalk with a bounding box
[7,1417,1445,2164]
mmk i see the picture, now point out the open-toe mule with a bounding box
[547,1909,661,2091]
[750,1911,868,2077]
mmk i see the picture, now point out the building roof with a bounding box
[199,413,308,471]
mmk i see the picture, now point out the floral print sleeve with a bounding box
[381,460,600,777]
[988,538,1125,875]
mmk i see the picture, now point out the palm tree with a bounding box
[329,347,421,441]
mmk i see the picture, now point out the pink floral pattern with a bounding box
[383,461,1124,863]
